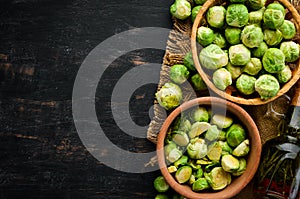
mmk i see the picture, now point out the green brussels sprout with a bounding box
[225,27,242,45]
[262,48,285,73]
[154,176,170,193]
[248,7,265,25]
[236,74,257,95]
[204,167,231,190]
[155,194,169,199]
[195,167,204,178]
[192,106,210,122]
[155,82,182,110]
[263,8,284,29]
[183,51,196,72]
[232,139,250,157]
[251,41,268,58]
[211,114,233,129]
[241,24,264,48]
[197,26,215,47]
[170,0,192,20]
[226,124,246,147]
[213,68,232,91]
[187,138,208,159]
[226,4,249,28]
[213,32,228,49]
[266,2,285,15]
[232,158,247,176]
[200,44,228,70]
[174,155,189,168]
[194,0,207,5]
[229,44,251,66]
[278,20,296,40]
[280,41,300,62]
[206,6,226,29]
[207,141,222,161]
[178,117,192,132]
[170,64,190,84]
[175,165,193,184]
[263,29,283,46]
[192,178,210,191]
[166,147,183,163]
[191,73,207,91]
[191,5,202,23]
[221,154,240,172]
[243,57,262,76]
[255,74,280,100]
[218,141,233,155]
[226,62,242,80]
[277,65,292,83]
[247,0,266,10]
[189,122,211,138]
[205,125,220,142]
[171,131,189,146]
[218,130,227,141]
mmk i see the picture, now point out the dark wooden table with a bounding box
[0,0,173,198]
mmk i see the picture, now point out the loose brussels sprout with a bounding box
[174,155,188,168]
[168,165,177,173]
[154,176,170,193]
[226,124,246,147]
[226,62,242,80]
[189,174,196,184]
[170,0,192,20]
[183,52,196,72]
[194,0,207,5]
[206,6,226,29]
[187,137,208,159]
[155,194,169,199]
[236,74,257,95]
[167,147,183,163]
[255,74,280,100]
[221,154,240,173]
[177,117,191,132]
[232,139,250,157]
[232,158,247,176]
[192,106,210,122]
[263,8,284,29]
[204,167,231,190]
[200,44,228,70]
[175,165,193,184]
[213,32,228,49]
[262,48,285,73]
[191,5,202,23]
[280,41,300,63]
[277,65,292,83]
[247,0,266,10]
[251,41,268,58]
[189,122,211,138]
[266,2,285,15]
[195,167,204,178]
[191,73,207,91]
[225,27,242,45]
[248,7,265,25]
[226,4,249,27]
[263,29,283,46]
[278,20,296,40]
[205,125,220,142]
[197,26,215,47]
[155,82,182,110]
[207,141,222,161]
[212,68,232,90]
[229,44,251,66]
[171,131,189,146]
[241,24,264,48]
[170,64,190,84]
[192,178,210,191]
[243,58,262,76]
[218,130,227,141]
[211,114,233,129]
[219,141,233,155]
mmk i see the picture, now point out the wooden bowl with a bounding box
[156,97,261,199]
[191,0,300,105]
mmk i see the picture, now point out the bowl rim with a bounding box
[156,97,262,199]
[190,0,300,105]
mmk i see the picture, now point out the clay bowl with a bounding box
[156,97,261,199]
[191,0,300,105]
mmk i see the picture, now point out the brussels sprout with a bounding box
[200,44,228,70]
[248,7,265,25]
[192,106,210,122]
[278,20,296,40]
[241,24,264,48]
[262,48,285,73]
[221,154,240,172]
[226,4,249,28]
[194,0,207,5]
[156,82,182,110]
[226,124,246,147]
[236,74,256,95]
[189,174,196,184]
[266,2,285,16]
[263,29,283,46]
[178,118,192,132]
[192,178,210,191]
[280,41,300,63]
[189,121,211,138]
[211,114,233,129]
[205,125,220,142]
[154,176,170,193]
[187,138,208,159]
[229,44,251,66]
[251,41,268,58]
[165,142,177,155]
[191,5,202,23]
[213,32,228,49]
[168,165,177,173]
[206,6,226,29]
[207,141,222,161]
[218,130,227,141]
[232,139,250,157]
[226,62,242,80]
[204,167,231,190]
[232,158,247,176]
[171,131,189,146]
[218,141,233,155]
[255,74,280,100]
[175,166,193,184]
[155,194,169,199]
[277,65,292,83]
[170,64,190,84]
[243,58,262,76]
[183,51,196,72]
[212,68,232,90]
[195,167,204,178]
[170,0,192,20]
[197,26,215,47]
[263,8,284,29]
[191,73,207,91]
[225,27,242,45]
[167,147,183,163]
[247,0,266,10]
[205,162,221,173]
[174,155,189,168]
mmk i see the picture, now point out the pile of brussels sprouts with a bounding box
[169,0,300,100]
[163,106,250,192]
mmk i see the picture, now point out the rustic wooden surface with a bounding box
[0,0,173,198]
